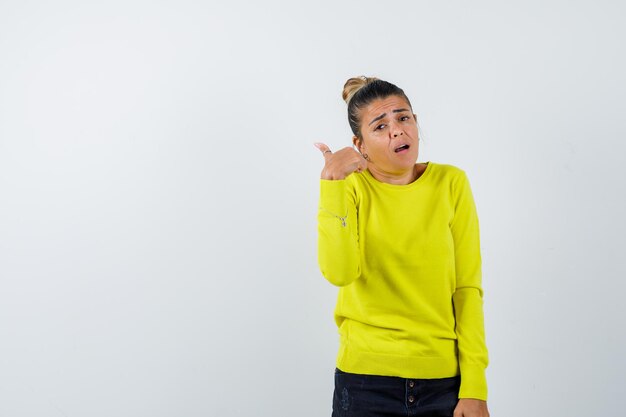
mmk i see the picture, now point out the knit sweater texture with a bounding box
[317,161,488,400]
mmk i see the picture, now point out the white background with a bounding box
[1,1,624,416]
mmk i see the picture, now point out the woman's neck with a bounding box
[367,163,425,185]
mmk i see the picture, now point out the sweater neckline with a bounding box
[362,162,433,189]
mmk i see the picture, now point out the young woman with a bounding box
[315,77,490,417]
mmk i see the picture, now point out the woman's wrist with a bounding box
[321,169,346,181]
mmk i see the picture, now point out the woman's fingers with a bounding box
[355,158,368,173]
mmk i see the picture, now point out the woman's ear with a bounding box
[352,136,363,153]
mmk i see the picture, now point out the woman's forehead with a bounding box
[362,96,412,122]
[364,96,410,112]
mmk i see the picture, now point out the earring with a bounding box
[362,153,370,161]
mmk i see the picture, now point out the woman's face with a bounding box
[354,95,420,177]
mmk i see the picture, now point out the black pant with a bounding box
[332,368,460,417]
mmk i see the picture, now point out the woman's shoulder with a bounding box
[430,161,464,174]
[426,161,468,181]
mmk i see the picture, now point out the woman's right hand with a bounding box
[314,143,368,180]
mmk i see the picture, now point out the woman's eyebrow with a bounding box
[368,108,411,126]
[369,113,386,126]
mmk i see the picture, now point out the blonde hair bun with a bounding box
[342,76,380,104]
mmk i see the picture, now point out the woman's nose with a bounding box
[390,121,404,137]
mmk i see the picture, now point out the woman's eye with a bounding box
[400,115,410,121]
[375,123,386,131]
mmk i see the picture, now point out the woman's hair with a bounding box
[342,76,413,140]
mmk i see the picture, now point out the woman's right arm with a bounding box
[315,144,367,287]
[318,179,360,286]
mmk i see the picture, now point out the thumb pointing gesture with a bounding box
[314,142,333,160]
[313,142,368,180]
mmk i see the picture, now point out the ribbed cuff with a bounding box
[458,364,488,401]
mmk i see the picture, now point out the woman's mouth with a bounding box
[394,144,410,153]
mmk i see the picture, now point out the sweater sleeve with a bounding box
[450,171,489,401]
[317,178,361,287]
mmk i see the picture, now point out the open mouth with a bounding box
[394,144,410,153]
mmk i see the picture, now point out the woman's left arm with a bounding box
[449,170,489,404]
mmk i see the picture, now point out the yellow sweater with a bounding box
[317,162,488,400]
